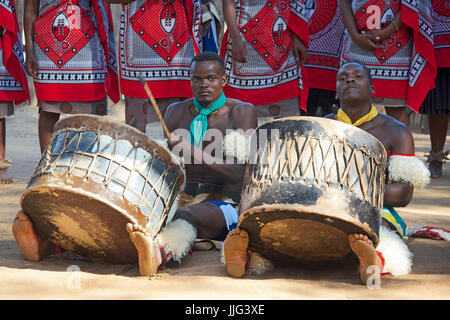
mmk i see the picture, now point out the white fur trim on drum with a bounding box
[388,155,430,189]
[377,225,413,277]
[222,130,252,163]
[155,219,197,262]
[246,251,274,275]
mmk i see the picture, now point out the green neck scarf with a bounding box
[190,92,227,148]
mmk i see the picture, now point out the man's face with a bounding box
[190,60,227,106]
[336,63,374,104]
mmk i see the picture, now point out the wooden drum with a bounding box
[21,115,185,264]
[238,117,387,267]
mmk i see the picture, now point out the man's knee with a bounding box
[172,208,200,230]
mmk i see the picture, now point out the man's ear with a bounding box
[222,74,228,86]
[370,84,375,95]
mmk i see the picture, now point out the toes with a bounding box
[126,223,135,234]
[16,210,29,221]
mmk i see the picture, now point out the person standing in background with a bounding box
[221,0,309,124]
[304,0,345,117]
[0,0,30,183]
[107,0,202,132]
[339,0,436,126]
[24,0,120,153]
[419,0,450,179]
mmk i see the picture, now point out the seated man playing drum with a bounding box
[125,51,258,275]
[224,61,430,285]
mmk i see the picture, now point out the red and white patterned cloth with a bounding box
[33,0,119,103]
[304,0,346,92]
[119,0,202,99]
[221,0,309,111]
[431,0,450,68]
[341,0,437,112]
[0,0,30,104]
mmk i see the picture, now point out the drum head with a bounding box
[22,187,138,264]
[239,205,379,268]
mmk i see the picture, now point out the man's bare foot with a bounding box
[348,234,382,284]
[126,223,162,276]
[224,228,249,277]
[0,169,13,184]
[12,210,53,261]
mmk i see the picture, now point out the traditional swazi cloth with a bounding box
[221,0,310,111]
[341,0,436,112]
[431,1,450,68]
[304,0,346,92]
[0,0,30,105]
[119,0,202,99]
[33,0,119,103]
[420,2,450,115]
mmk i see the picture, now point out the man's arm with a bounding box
[384,125,415,207]
[24,0,40,79]
[222,0,247,63]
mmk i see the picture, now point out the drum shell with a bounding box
[239,116,386,267]
[21,115,185,264]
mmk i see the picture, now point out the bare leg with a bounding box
[0,118,12,184]
[224,228,249,277]
[12,210,54,261]
[38,110,60,153]
[126,223,162,276]
[428,114,449,179]
[348,234,382,285]
[385,106,409,127]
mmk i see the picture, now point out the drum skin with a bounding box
[21,115,185,264]
[238,117,387,267]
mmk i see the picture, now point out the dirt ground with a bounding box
[0,102,448,300]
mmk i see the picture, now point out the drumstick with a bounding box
[138,74,172,139]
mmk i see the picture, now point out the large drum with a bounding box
[21,115,185,264]
[238,117,386,267]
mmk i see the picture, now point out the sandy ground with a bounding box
[0,101,449,300]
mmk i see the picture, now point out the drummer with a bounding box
[224,61,430,285]
[125,51,258,276]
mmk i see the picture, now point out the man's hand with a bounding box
[230,35,247,63]
[292,34,308,64]
[25,47,38,79]
[351,31,384,50]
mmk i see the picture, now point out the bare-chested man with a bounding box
[224,61,430,285]
[124,51,258,276]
